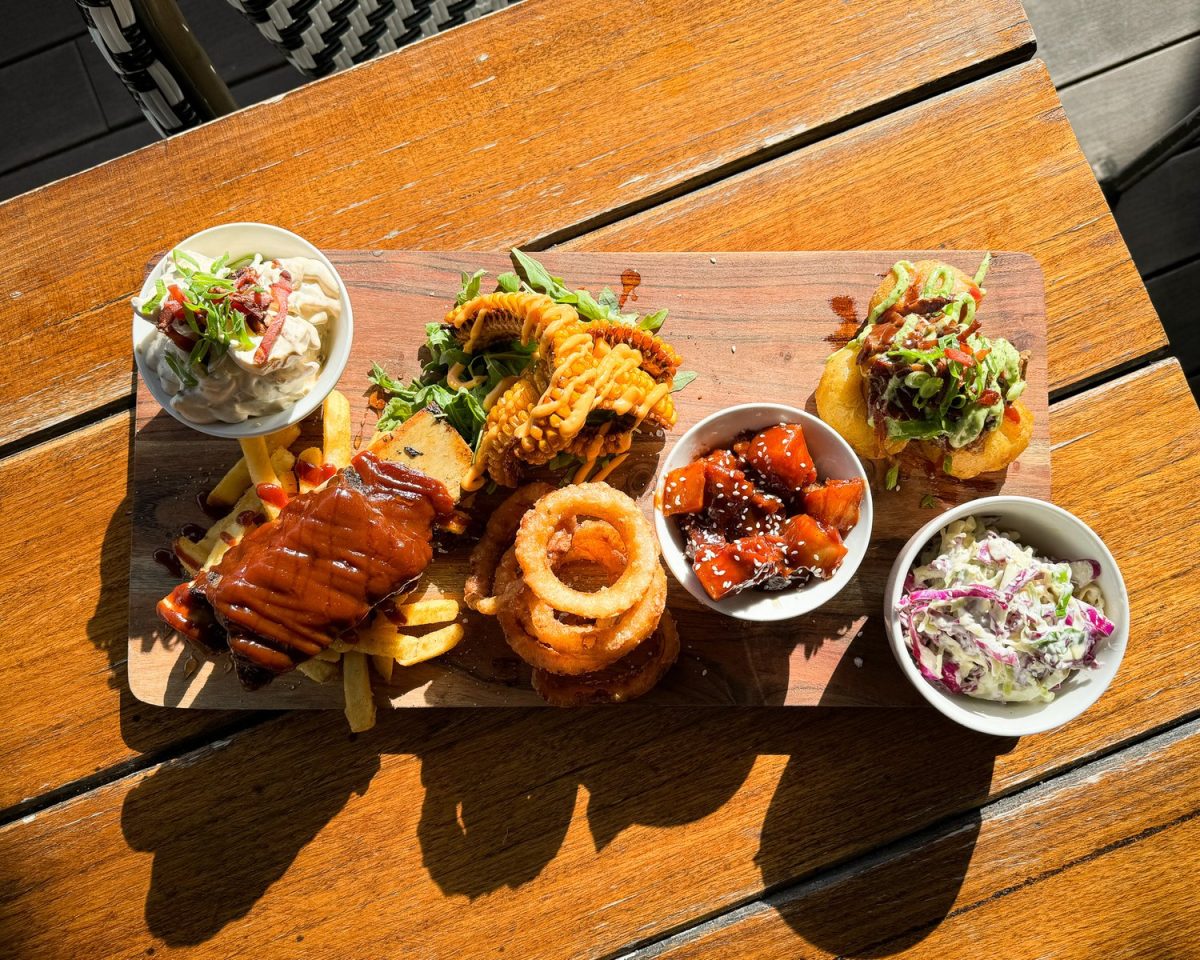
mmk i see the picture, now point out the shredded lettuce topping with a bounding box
[855,255,1027,450]
[136,250,261,383]
[898,516,1112,702]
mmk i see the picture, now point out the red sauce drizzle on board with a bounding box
[255,483,289,509]
[152,548,184,579]
[195,491,226,520]
[823,296,860,346]
[619,269,641,308]
[180,522,207,542]
[296,459,337,487]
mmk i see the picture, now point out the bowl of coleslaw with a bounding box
[884,496,1127,736]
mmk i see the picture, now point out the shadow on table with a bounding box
[755,716,1016,957]
[113,699,1010,951]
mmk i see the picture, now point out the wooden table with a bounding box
[2,1,1197,956]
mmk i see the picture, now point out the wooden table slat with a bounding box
[2,359,1196,957]
[0,0,1033,449]
[643,719,1200,959]
[570,61,1168,395]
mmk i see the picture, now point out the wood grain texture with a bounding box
[0,415,248,812]
[640,719,1200,959]
[1023,0,1200,86]
[2,360,1195,959]
[128,251,1048,709]
[1059,35,1200,179]
[570,62,1167,395]
[0,0,1033,449]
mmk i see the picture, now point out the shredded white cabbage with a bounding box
[898,516,1112,702]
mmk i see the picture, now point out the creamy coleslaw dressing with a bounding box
[142,251,341,423]
[899,516,1112,702]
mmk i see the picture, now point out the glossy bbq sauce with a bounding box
[619,269,641,308]
[296,459,337,488]
[195,490,226,520]
[255,483,289,510]
[180,522,207,542]
[823,296,860,346]
[152,548,184,579]
[210,453,454,679]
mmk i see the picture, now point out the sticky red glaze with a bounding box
[780,514,846,575]
[803,478,865,534]
[661,461,707,516]
[296,458,337,487]
[255,483,289,509]
[746,424,817,491]
[203,452,453,685]
[662,421,857,600]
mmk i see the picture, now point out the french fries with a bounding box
[393,623,465,667]
[238,436,285,519]
[207,425,300,508]
[338,620,464,662]
[297,446,325,494]
[181,447,296,572]
[323,390,352,469]
[297,659,340,684]
[371,654,394,684]
[392,598,461,626]
[342,651,376,733]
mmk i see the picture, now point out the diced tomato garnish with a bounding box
[978,389,1001,406]
[945,347,976,367]
[692,536,787,601]
[780,514,847,578]
[802,478,865,534]
[168,283,186,303]
[968,284,983,305]
[745,423,817,491]
[662,461,708,516]
[1004,404,1021,424]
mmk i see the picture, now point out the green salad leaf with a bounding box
[368,250,697,453]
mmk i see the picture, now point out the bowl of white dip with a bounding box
[133,223,353,438]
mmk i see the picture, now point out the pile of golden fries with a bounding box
[176,390,464,733]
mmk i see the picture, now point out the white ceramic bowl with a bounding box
[884,496,1128,736]
[132,222,353,438]
[653,403,873,621]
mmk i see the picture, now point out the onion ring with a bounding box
[464,482,554,614]
[515,483,656,618]
[531,610,679,706]
[494,543,666,674]
[526,563,665,659]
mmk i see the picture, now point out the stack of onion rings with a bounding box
[465,482,678,704]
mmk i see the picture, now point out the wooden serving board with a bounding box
[129,251,1049,709]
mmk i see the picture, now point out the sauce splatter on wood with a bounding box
[823,295,860,346]
[619,269,641,308]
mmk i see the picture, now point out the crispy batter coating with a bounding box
[814,345,906,460]
[450,291,683,487]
